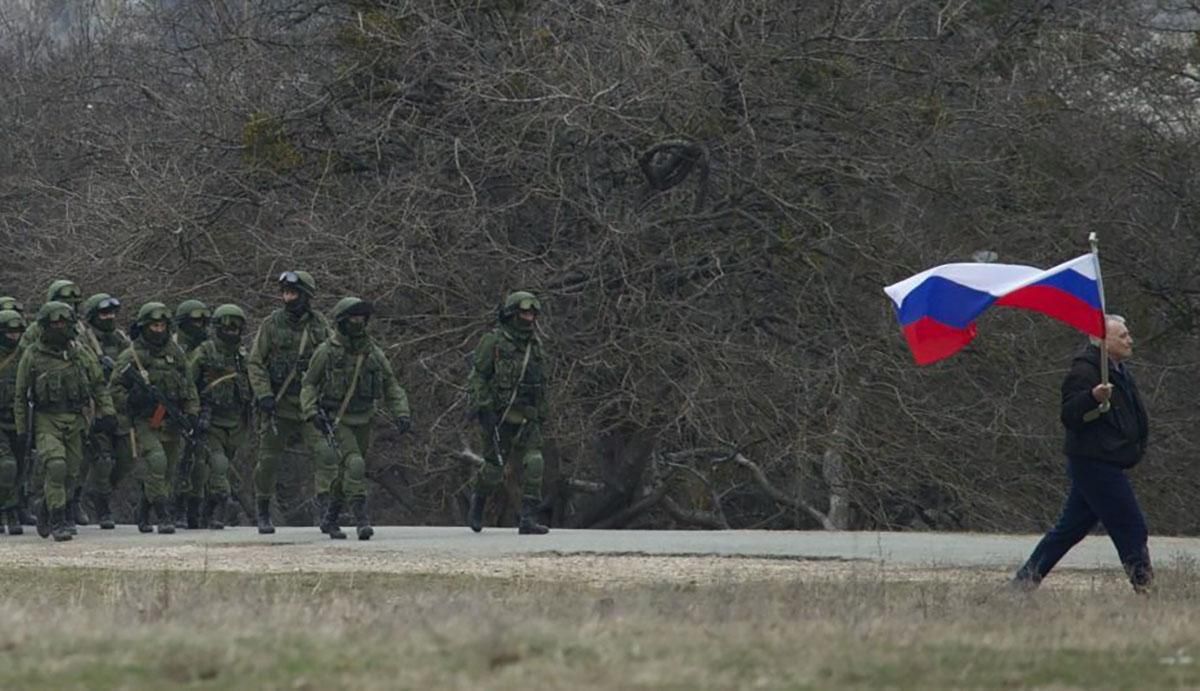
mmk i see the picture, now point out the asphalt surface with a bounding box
[9,525,1198,570]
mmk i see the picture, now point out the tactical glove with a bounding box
[92,415,118,435]
[257,395,277,415]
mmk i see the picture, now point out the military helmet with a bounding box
[46,279,82,304]
[500,290,541,318]
[82,293,121,320]
[175,299,211,324]
[213,304,246,324]
[0,310,25,331]
[278,270,317,296]
[0,296,24,314]
[37,301,75,325]
[136,302,171,325]
[332,296,372,322]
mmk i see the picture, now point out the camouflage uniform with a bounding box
[170,299,211,527]
[78,293,134,529]
[466,291,549,535]
[301,297,410,540]
[110,302,200,534]
[15,302,116,541]
[188,304,253,530]
[247,270,335,534]
[20,280,99,528]
[0,310,26,534]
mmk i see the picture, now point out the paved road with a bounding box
[11,526,1199,570]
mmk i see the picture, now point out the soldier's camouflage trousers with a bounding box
[84,429,134,498]
[254,415,335,500]
[132,419,183,504]
[475,420,544,498]
[186,423,246,499]
[0,429,19,511]
[315,420,372,501]
[31,412,85,511]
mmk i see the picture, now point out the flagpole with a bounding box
[1088,232,1110,415]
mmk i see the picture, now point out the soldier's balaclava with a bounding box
[38,302,76,350]
[0,311,23,351]
[213,304,246,347]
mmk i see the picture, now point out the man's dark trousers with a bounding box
[1016,457,1152,587]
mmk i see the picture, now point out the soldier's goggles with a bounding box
[183,309,212,320]
[56,286,82,299]
[279,271,301,285]
[216,316,244,328]
[97,297,121,312]
[1,319,23,330]
[143,309,171,322]
[0,300,24,313]
[515,299,540,312]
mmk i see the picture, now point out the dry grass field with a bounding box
[0,551,1198,689]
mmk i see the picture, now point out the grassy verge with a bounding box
[0,562,1199,689]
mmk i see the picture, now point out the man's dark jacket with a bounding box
[1060,345,1149,469]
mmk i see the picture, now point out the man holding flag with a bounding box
[885,236,1153,593]
[1012,315,1152,593]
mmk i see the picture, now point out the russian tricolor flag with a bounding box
[884,254,1105,365]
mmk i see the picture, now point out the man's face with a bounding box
[517,308,537,325]
[281,288,300,304]
[97,310,117,323]
[3,330,20,345]
[147,321,169,335]
[1105,320,1133,360]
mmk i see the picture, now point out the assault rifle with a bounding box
[314,407,340,452]
[19,387,36,496]
[120,365,204,494]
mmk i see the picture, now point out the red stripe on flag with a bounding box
[994,285,1105,338]
[901,318,978,365]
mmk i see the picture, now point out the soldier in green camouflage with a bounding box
[188,304,254,530]
[0,310,26,534]
[174,299,211,355]
[19,280,98,529]
[247,271,335,534]
[466,291,550,535]
[15,302,117,541]
[77,293,134,529]
[301,298,410,540]
[110,302,201,534]
[0,297,34,525]
[170,300,212,526]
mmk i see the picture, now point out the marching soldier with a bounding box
[188,304,254,529]
[301,298,410,540]
[110,302,201,534]
[0,310,26,534]
[247,271,334,534]
[465,291,550,535]
[15,302,116,541]
[78,293,133,529]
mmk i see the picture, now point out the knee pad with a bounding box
[45,457,67,485]
[522,450,545,483]
[345,454,366,483]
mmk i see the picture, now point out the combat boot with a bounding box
[351,497,373,541]
[35,499,50,539]
[518,496,549,535]
[173,496,188,530]
[64,499,79,536]
[206,495,226,530]
[90,492,115,530]
[6,508,22,535]
[136,494,153,533]
[70,487,89,527]
[186,497,202,530]
[154,500,175,534]
[256,498,275,535]
[317,493,346,540]
[467,491,486,533]
[50,507,72,542]
[17,487,36,526]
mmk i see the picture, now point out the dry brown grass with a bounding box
[0,557,1198,689]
